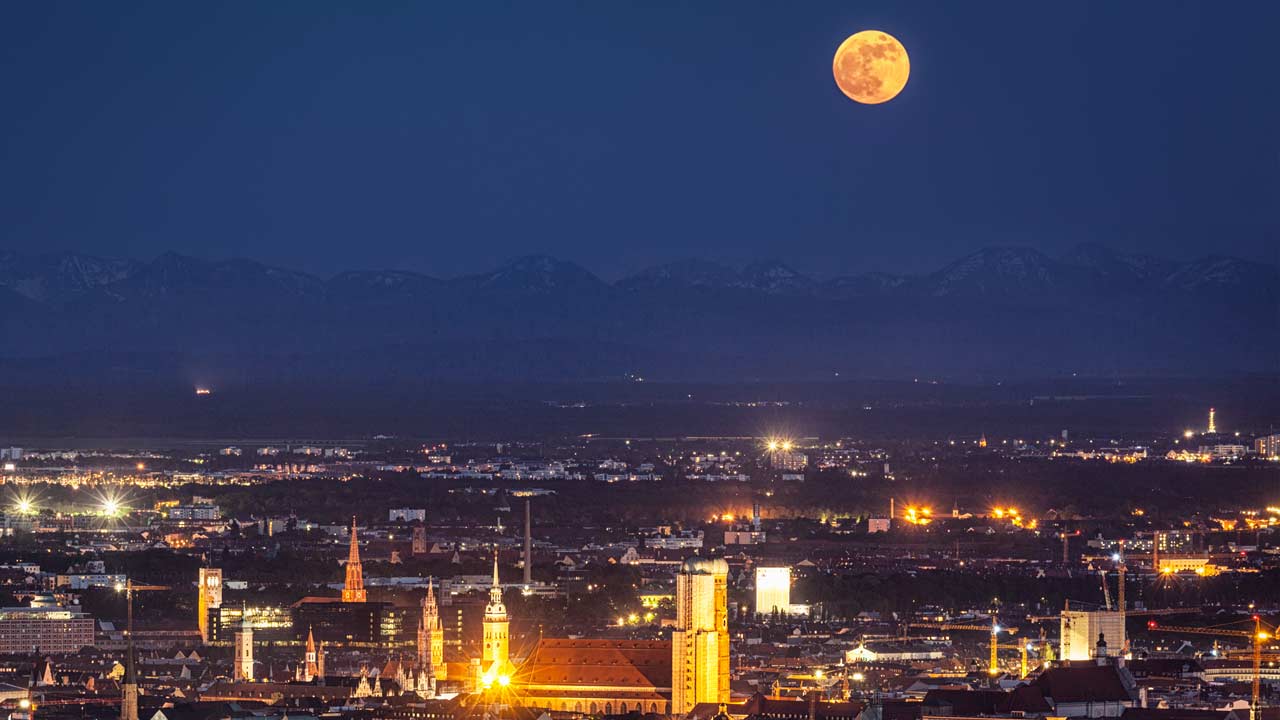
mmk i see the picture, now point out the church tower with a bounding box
[234,614,254,681]
[342,517,367,603]
[418,579,446,679]
[300,626,320,682]
[482,550,509,670]
[671,558,729,714]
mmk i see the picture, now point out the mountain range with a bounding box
[1,245,1275,383]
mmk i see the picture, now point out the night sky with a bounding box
[2,1,1276,280]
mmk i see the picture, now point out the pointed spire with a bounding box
[492,548,500,588]
[348,516,361,564]
[343,517,367,602]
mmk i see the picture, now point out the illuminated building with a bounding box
[754,567,791,615]
[233,615,254,681]
[197,567,223,643]
[296,626,324,682]
[207,603,292,643]
[770,450,807,472]
[1255,433,1280,459]
[411,523,428,555]
[0,606,94,653]
[671,557,729,714]
[418,579,445,680]
[291,597,405,646]
[515,639,672,714]
[482,551,510,674]
[1060,610,1124,661]
[342,517,367,603]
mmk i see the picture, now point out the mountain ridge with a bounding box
[0,245,1274,380]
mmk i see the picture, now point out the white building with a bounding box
[389,508,427,523]
[1254,434,1280,459]
[1060,609,1125,661]
[754,567,791,615]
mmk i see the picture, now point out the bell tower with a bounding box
[482,550,509,670]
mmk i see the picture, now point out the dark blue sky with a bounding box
[2,1,1276,279]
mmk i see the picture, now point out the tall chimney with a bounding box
[523,499,532,585]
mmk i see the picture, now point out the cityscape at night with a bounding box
[0,4,1277,720]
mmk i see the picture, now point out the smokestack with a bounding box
[523,499,532,586]
[752,502,761,532]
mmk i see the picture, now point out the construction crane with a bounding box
[1026,608,1195,622]
[1147,617,1273,720]
[993,642,1032,679]
[906,616,1009,675]
[116,581,171,720]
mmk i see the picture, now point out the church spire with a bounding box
[342,517,367,602]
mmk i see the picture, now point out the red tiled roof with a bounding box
[516,638,672,689]
[1031,665,1134,704]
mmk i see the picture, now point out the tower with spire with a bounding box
[482,549,509,670]
[234,611,254,681]
[298,626,321,682]
[342,517,367,603]
[418,579,445,679]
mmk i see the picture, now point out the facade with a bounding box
[412,524,429,555]
[754,567,791,615]
[343,518,368,603]
[291,598,404,645]
[671,557,729,715]
[418,579,446,680]
[1061,610,1125,661]
[168,503,221,521]
[482,553,510,675]
[197,567,223,642]
[1254,434,1280,459]
[55,573,126,590]
[390,508,427,522]
[0,606,95,653]
[207,603,292,643]
[233,618,254,681]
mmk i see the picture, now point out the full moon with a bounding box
[832,30,910,105]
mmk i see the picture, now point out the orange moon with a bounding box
[832,30,910,105]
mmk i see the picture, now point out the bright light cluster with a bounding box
[903,506,932,525]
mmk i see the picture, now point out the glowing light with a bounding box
[136,462,146,472]
[814,669,824,679]
[103,499,121,517]
[498,674,511,687]
[766,440,780,452]
[1183,429,1195,439]
[851,672,865,682]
